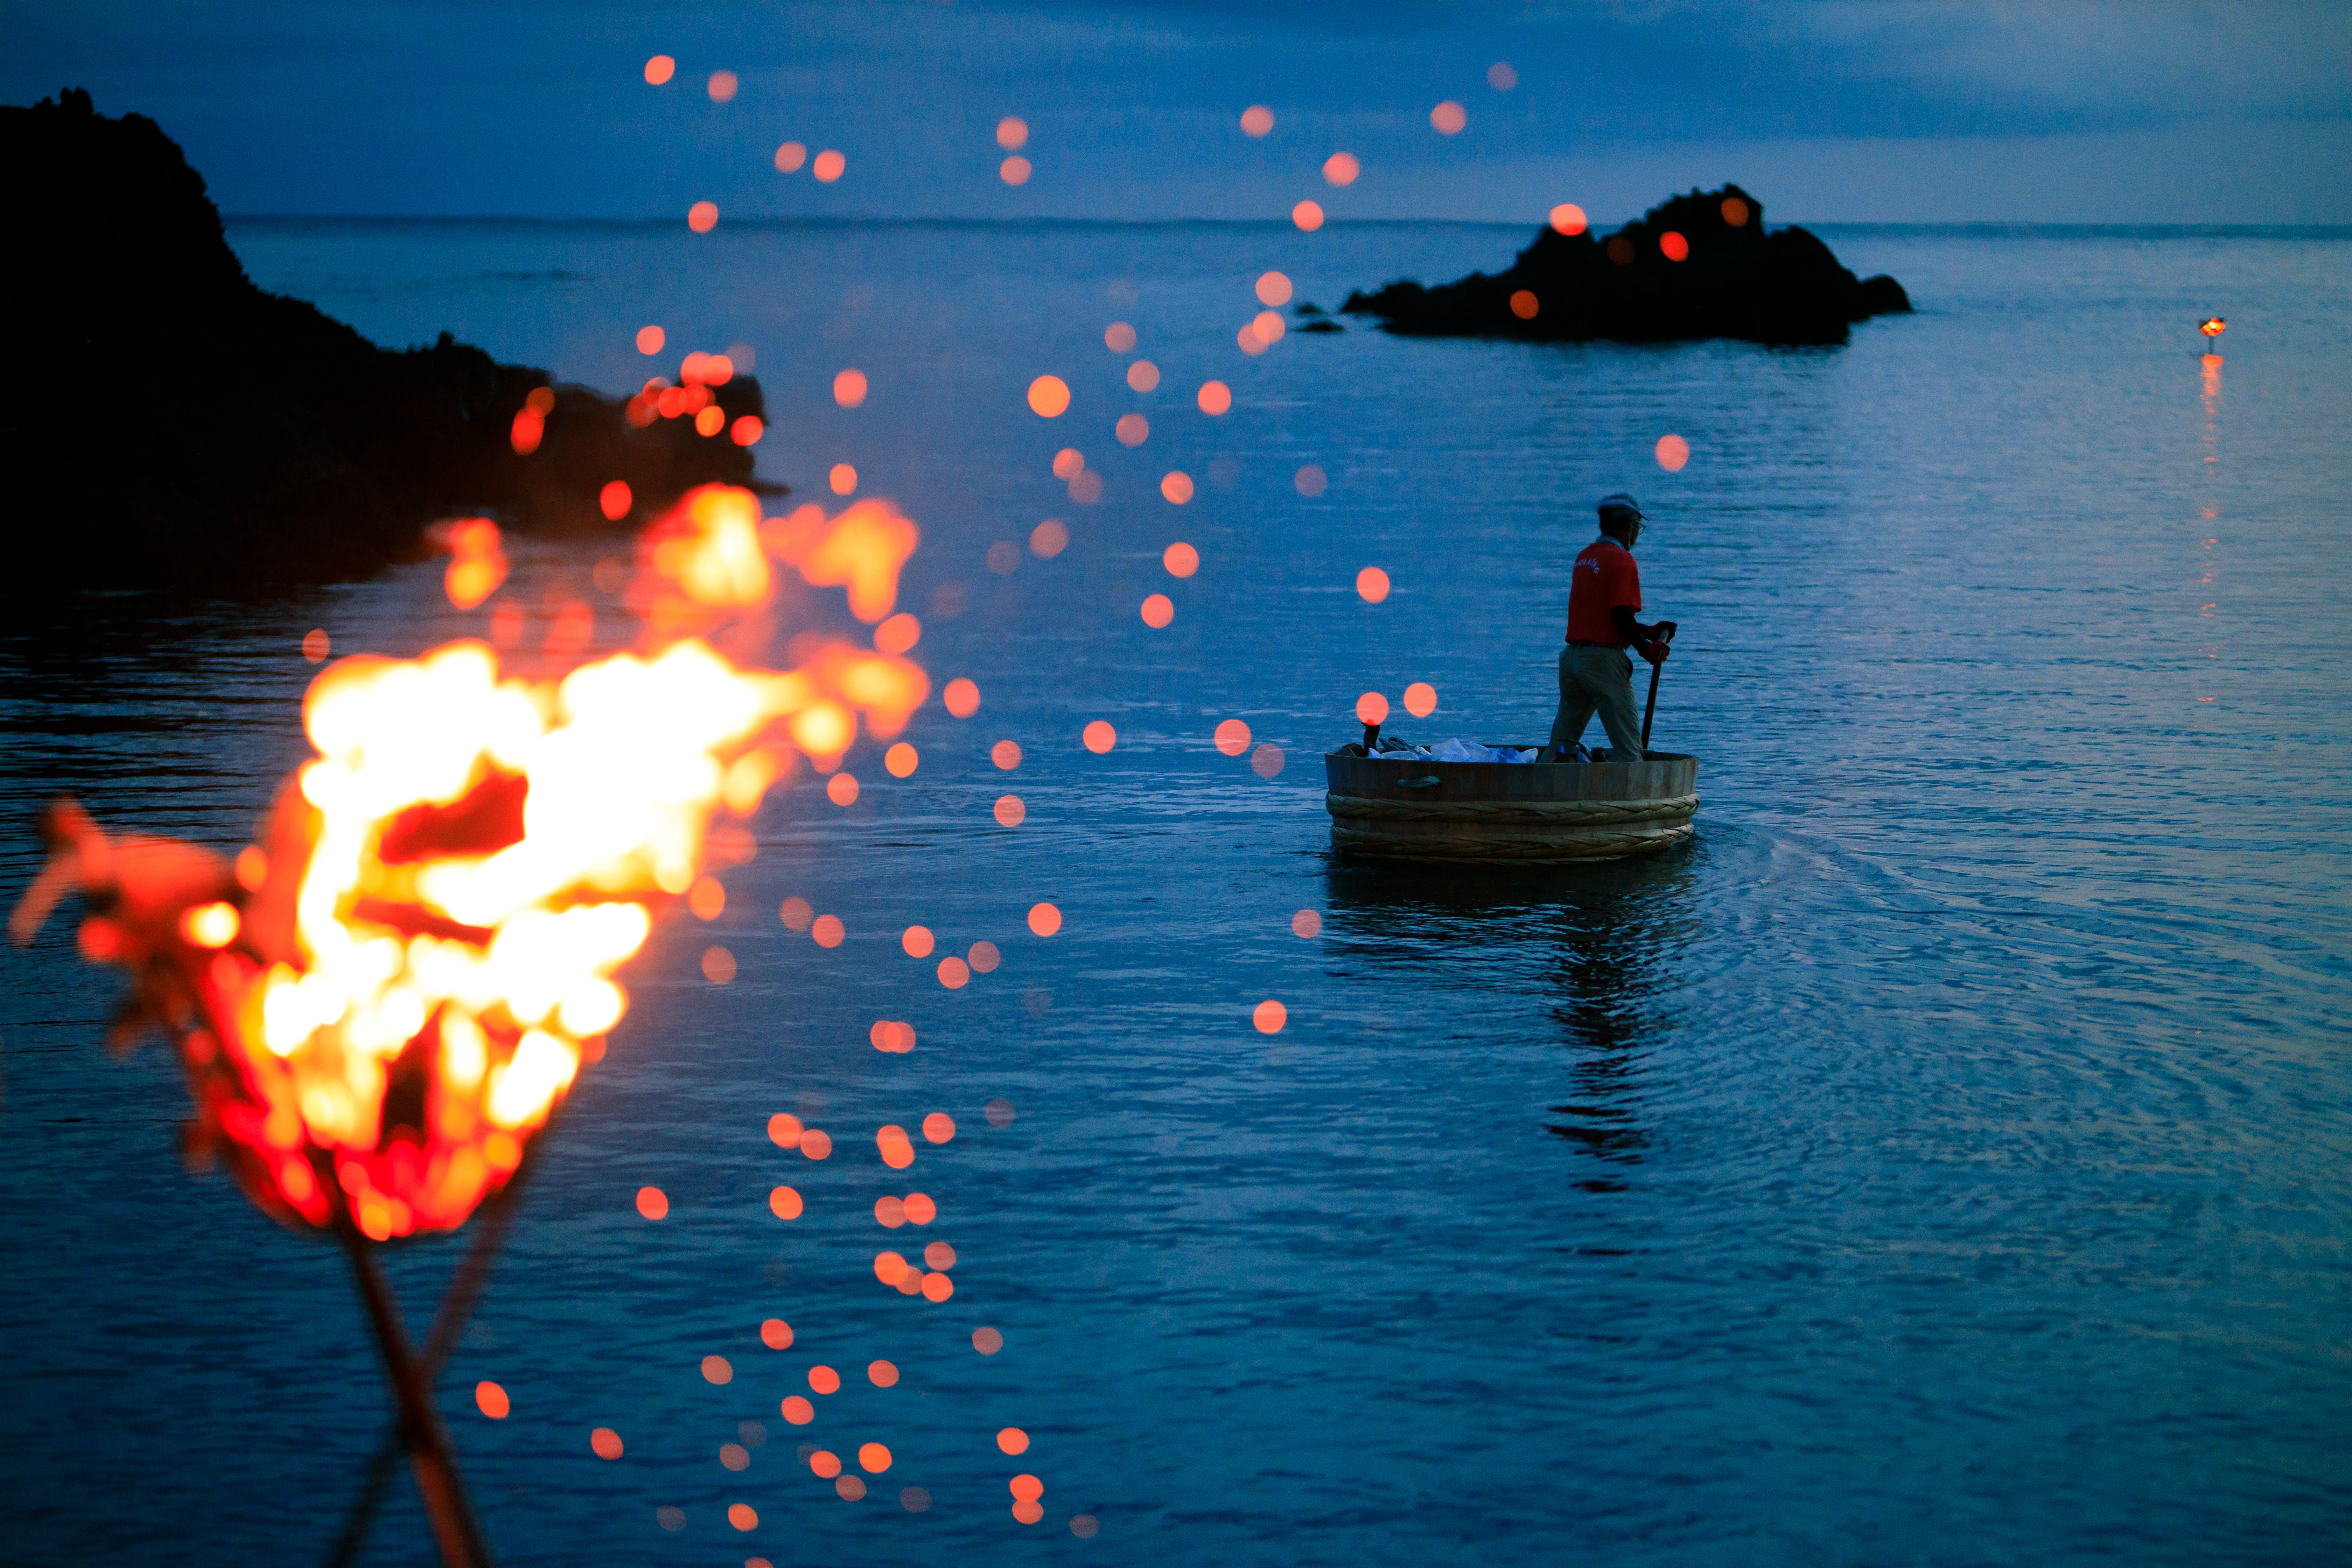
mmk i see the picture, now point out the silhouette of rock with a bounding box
[1,90,776,588]
[1342,184,1909,347]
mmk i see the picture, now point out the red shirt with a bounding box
[1565,537,1641,644]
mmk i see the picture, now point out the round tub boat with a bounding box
[1324,747,1699,862]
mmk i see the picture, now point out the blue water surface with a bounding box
[1,218,2346,1566]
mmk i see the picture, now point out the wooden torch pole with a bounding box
[344,1238,495,1568]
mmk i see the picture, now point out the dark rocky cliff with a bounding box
[1343,184,1910,347]
[1,90,772,588]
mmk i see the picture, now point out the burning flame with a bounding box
[2200,318,2226,340]
[15,486,925,1242]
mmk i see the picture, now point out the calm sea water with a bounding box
[2,218,2347,1567]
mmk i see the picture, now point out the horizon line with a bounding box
[218,213,2352,238]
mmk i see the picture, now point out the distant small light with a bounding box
[1082,720,1115,754]
[1721,195,1750,227]
[636,324,665,355]
[1550,203,1587,236]
[1660,231,1689,261]
[599,480,632,520]
[1160,471,1194,505]
[1255,271,1293,307]
[1116,413,1149,446]
[707,70,738,102]
[1404,681,1437,717]
[1001,156,1032,186]
[1254,999,1288,1034]
[1104,321,1137,353]
[1356,566,1390,603]
[1052,447,1085,479]
[1197,380,1232,415]
[1240,105,1274,137]
[1126,359,1160,392]
[830,463,857,494]
[730,415,762,446]
[1027,375,1071,418]
[1028,519,1069,557]
[997,115,1029,150]
[775,141,807,173]
[834,368,868,407]
[813,149,845,183]
[1293,200,1324,232]
[1655,433,1690,471]
[1140,594,1174,629]
[1322,152,1359,187]
[688,201,718,232]
[1430,101,1466,135]
[645,55,676,85]
[1355,691,1389,726]
[1510,290,1539,320]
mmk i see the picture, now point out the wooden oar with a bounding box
[1640,626,1676,750]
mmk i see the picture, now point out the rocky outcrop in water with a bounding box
[2,90,772,588]
[1342,184,1910,348]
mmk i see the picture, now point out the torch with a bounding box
[9,488,930,1566]
[2200,317,2226,354]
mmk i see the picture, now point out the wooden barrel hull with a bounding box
[1324,750,1699,862]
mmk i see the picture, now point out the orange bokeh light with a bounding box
[800,1128,833,1160]
[476,1381,509,1419]
[1255,271,1293,307]
[1660,231,1689,261]
[782,1395,813,1424]
[1356,691,1389,726]
[1510,290,1539,320]
[1656,433,1690,471]
[1116,413,1149,447]
[860,1442,893,1474]
[1140,594,1174,628]
[968,940,999,973]
[922,1112,955,1143]
[992,738,1023,770]
[703,1354,734,1385]
[1240,105,1274,136]
[1001,156,1032,186]
[694,405,726,437]
[1126,360,1160,392]
[1251,743,1284,779]
[999,1427,1030,1455]
[1104,322,1136,353]
[706,70,737,102]
[1356,566,1390,602]
[1292,908,1323,938]
[1027,376,1071,418]
[1430,100,1466,135]
[810,1365,841,1394]
[637,1186,669,1220]
[592,1427,624,1458]
[1082,720,1115,754]
[1404,681,1436,716]
[812,914,845,948]
[728,1503,757,1531]
[878,1124,916,1167]
[302,628,330,663]
[998,116,1029,149]
[813,150,845,182]
[973,1326,1004,1354]
[810,1450,841,1478]
[875,611,920,654]
[1254,999,1287,1034]
[600,480,632,520]
[828,463,857,495]
[1215,719,1252,756]
[775,142,807,173]
[1295,464,1327,496]
[1197,380,1232,415]
[884,741,917,777]
[761,1319,794,1349]
[768,1112,803,1146]
[834,368,868,407]
[903,1191,937,1224]
[1323,152,1359,186]
[993,795,1025,828]
[1550,203,1588,236]
[1029,900,1062,934]
[1011,1473,1044,1499]
[636,324,665,355]
[903,924,934,957]
[688,875,726,920]
[1252,309,1286,345]
[1164,541,1199,578]
[730,415,763,446]
[826,772,859,806]
[688,201,718,233]
[769,1185,802,1219]
[1029,519,1069,557]
[1160,471,1194,504]
[1722,195,1750,227]
[870,1358,899,1385]
[938,955,971,987]
[645,55,675,85]
[945,677,980,718]
[1293,200,1324,231]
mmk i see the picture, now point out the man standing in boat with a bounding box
[1550,492,1676,762]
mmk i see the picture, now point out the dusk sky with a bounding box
[7,2,2350,225]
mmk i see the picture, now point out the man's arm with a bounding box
[1609,606,1678,662]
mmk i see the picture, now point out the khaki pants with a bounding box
[1549,644,1647,760]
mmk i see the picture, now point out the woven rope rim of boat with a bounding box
[1325,791,1699,826]
[1331,822,1694,860]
